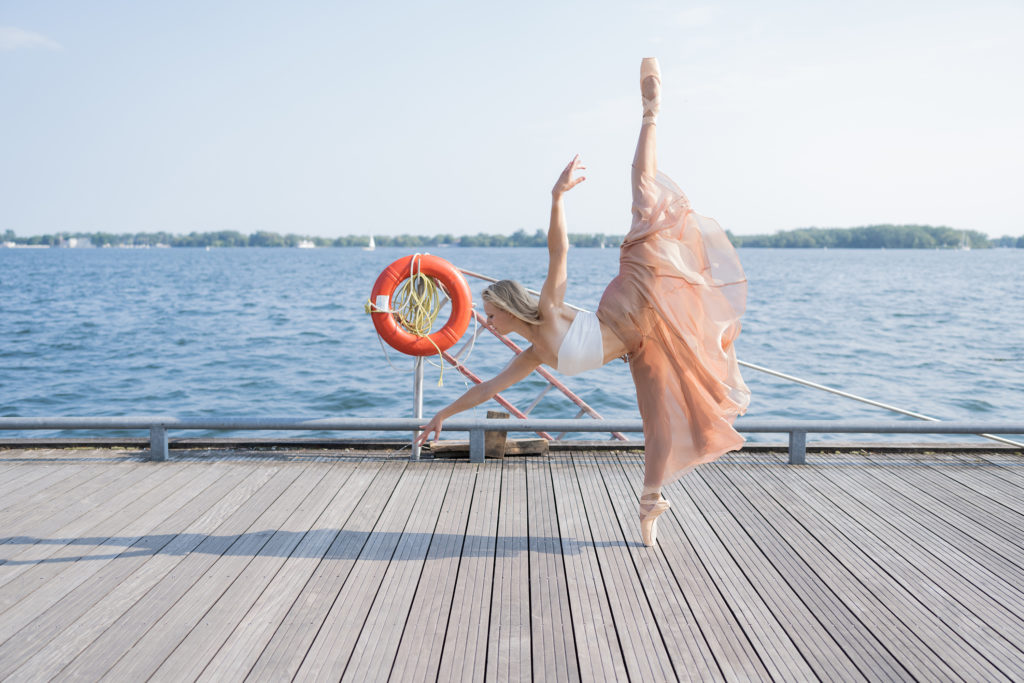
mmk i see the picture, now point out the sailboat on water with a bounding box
[959,231,971,251]
[364,235,376,251]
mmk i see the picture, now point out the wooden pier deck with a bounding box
[0,445,1022,681]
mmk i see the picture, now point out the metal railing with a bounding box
[1,416,1021,464]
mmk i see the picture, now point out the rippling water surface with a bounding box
[1,247,1021,442]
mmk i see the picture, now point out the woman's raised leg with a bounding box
[631,57,660,210]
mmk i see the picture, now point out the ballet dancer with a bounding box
[416,58,750,546]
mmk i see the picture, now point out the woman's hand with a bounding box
[415,412,444,447]
[552,155,586,198]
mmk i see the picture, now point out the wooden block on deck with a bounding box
[484,410,509,460]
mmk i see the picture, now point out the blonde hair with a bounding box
[482,280,541,325]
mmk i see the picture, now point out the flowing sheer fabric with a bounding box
[597,169,750,487]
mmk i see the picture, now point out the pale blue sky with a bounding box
[2,0,1022,238]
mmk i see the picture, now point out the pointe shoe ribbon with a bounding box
[640,57,661,124]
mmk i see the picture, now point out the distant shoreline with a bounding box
[3,244,1022,251]
[3,224,1022,249]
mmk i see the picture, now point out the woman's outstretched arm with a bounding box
[415,347,542,445]
[539,155,586,316]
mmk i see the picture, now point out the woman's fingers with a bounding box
[415,417,443,446]
[561,158,586,179]
[415,424,431,446]
[554,156,587,195]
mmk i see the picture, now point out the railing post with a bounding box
[788,430,806,465]
[470,428,485,463]
[150,426,168,461]
[411,357,424,461]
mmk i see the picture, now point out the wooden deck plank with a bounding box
[147,463,358,682]
[818,464,1024,610]
[0,463,158,589]
[341,463,456,682]
[933,464,1024,515]
[0,463,218,643]
[720,464,961,682]
[708,464,920,681]
[0,464,135,537]
[0,463,26,490]
[0,464,88,514]
[244,460,406,681]
[0,459,26,475]
[195,459,381,681]
[698,466,912,681]
[547,453,628,682]
[607,454,772,682]
[809,467,1024,658]
[1,463,252,681]
[857,464,1024,570]
[681,468,867,681]
[388,463,479,683]
[753,463,1018,681]
[0,463,140,535]
[290,460,429,680]
[9,464,280,683]
[878,464,1024,547]
[0,464,101,523]
[620,454,818,681]
[599,453,727,679]
[571,453,677,681]
[0,462,32,493]
[55,463,308,680]
[435,460,501,682]
[106,465,331,682]
[485,458,532,682]
[525,457,580,682]
[947,449,1024,468]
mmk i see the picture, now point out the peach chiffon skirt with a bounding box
[597,170,750,487]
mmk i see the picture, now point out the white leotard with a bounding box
[556,310,604,376]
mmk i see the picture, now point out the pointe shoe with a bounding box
[639,494,671,547]
[640,57,661,124]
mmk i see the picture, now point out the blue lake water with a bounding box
[1,246,1022,443]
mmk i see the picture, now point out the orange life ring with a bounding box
[370,254,473,356]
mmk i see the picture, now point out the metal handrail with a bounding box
[1,417,1021,465]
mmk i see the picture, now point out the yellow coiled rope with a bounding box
[392,271,444,341]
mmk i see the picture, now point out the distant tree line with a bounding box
[730,224,1024,249]
[0,228,622,248]
[3,225,1022,249]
